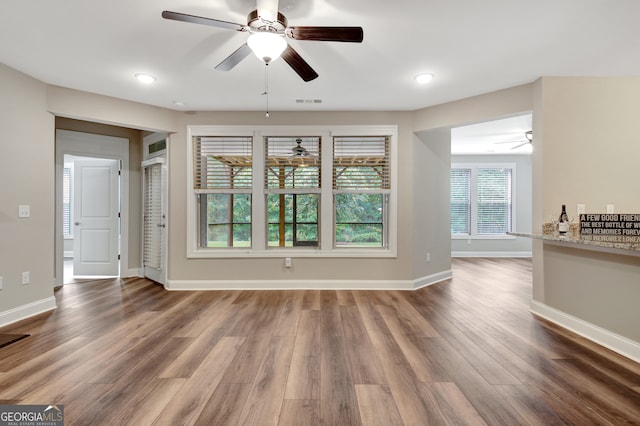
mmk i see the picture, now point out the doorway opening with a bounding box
[63,155,121,283]
[55,129,130,286]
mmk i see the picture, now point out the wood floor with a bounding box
[1,258,639,425]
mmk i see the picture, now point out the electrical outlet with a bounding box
[577,204,586,215]
[22,271,30,285]
[18,205,30,218]
[0,276,3,290]
[606,204,615,214]
[426,253,431,263]
[285,257,292,268]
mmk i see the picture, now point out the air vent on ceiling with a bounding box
[296,99,323,104]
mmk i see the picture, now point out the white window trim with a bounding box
[451,162,517,240]
[187,125,398,258]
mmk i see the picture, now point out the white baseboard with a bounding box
[166,271,452,291]
[452,251,532,258]
[124,268,143,278]
[0,297,57,329]
[530,301,640,364]
[413,269,453,290]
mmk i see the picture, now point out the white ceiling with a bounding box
[1,1,640,113]
[451,114,533,155]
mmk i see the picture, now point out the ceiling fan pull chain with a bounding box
[264,64,270,118]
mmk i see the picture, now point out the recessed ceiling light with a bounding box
[173,101,186,108]
[135,73,156,84]
[414,73,435,84]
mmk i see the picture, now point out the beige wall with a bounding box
[533,77,640,345]
[47,86,177,133]
[412,83,534,133]
[537,77,640,216]
[168,111,421,283]
[0,64,55,315]
[543,245,640,341]
[412,128,452,278]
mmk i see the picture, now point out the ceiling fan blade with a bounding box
[511,142,529,149]
[162,11,247,32]
[288,26,364,42]
[281,45,319,82]
[215,43,252,71]
[256,0,279,22]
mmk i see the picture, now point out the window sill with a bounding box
[451,235,517,240]
[187,248,396,259]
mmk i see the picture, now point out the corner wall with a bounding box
[412,128,453,284]
[0,64,56,325]
[532,77,640,360]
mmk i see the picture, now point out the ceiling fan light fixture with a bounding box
[525,130,533,142]
[414,73,435,84]
[247,32,287,64]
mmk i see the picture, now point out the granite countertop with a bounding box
[508,232,640,256]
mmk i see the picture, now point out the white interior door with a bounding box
[73,158,120,276]
[142,158,167,284]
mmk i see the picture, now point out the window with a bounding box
[450,165,514,237]
[450,168,471,235]
[187,125,397,257]
[63,166,73,238]
[193,136,252,247]
[333,136,390,247]
[265,137,320,247]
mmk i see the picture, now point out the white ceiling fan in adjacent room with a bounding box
[493,130,533,150]
[451,114,533,155]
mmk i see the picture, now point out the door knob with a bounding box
[74,221,81,225]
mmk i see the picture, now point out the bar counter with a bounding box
[508,232,640,257]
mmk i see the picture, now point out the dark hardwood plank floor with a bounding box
[1,258,639,425]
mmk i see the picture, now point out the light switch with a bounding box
[606,204,615,214]
[18,205,30,218]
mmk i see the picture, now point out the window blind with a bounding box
[450,168,471,234]
[333,136,390,190]
[143,163,163,269]
[63,167,72,236]
[265,136,320,190]
[193,136,252,191]
[477,168,512,234]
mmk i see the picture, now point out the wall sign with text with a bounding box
[580,214,640,236]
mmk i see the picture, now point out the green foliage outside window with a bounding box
[335,194,384,246]
[204,193,251,247]
[267,193,318,246]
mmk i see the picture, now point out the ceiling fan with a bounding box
[290,138,315,157]
[493,130,533,149]
[162,0,364,82]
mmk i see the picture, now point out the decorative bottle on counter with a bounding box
[558,204,569,235]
